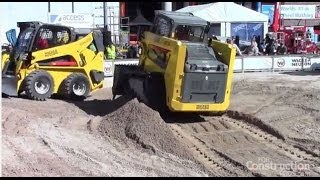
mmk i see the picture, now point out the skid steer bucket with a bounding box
[2,75,18,97]
[2,28,18,97]
[112,64,141,99]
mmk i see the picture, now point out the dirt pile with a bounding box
[2,96,210,177]
[98,97,194,160]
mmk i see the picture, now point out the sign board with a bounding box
[281,5,316,19]
[231,23,264,47]
[262,5,316,21]
[104,61,114,77]
[273,56,312,70]
[234,57,243,71]
[243,56,273,70]
[308,57,320,70]
[48,13,94,28]
[103,55,320,78]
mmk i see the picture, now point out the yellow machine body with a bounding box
[112,10,236,114]
[139,32,236,112]
[2,22,105,100]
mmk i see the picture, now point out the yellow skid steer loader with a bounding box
[2,21,105,101]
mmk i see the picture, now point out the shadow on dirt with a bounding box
[67,95,134,116]
[160,112,206,124]
[2,93,34,101]
[280,71,320,76]
[67,94,207,123]
[2,93,10,98]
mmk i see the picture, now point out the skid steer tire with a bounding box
[24,70,54,101]
[61,73,90,101]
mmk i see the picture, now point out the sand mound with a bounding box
[98,97,193,160]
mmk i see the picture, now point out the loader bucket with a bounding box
[2,60,18,97]
[112,64,139,99]
[2,75,18,97]
[112,65,128,99]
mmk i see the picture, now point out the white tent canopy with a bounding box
[176,2,268,23]
[176,2,269,46]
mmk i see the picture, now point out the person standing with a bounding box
[276,43,287,55]
[226,38,242,56]
[106,43,116,60]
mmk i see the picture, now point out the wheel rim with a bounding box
[72,82,86,96]
[34,80,50,95]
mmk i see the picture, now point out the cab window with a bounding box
[33,26,71,51]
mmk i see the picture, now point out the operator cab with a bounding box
[11,22,76,60]
[2,22,77,75]
[151,10,209,43]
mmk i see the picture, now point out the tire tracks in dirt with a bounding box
[167,112,320,177]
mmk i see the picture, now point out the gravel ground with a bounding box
[2,71,320,176]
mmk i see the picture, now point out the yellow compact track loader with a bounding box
[2,22,105,101]
[112,11,236,114]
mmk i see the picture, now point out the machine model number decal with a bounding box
[196,104,209,110]
[45,49,58,57]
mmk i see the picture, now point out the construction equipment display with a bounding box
[112,10,236,114]
[270,2,319,54]
[2,21,105,101]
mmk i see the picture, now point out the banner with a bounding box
[273,56,312,70]
[231,23,264,47]
[104,61,114,77]
[281,5,316,19]
[262,5,316,21]
[48,13,94,28]
[103,55,320,77]
[309,56,320,70]
[243,56,273,70]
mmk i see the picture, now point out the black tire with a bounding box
[24,70,54,101]
[61,73,90,100]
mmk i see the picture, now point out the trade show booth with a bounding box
[176,2,269,48]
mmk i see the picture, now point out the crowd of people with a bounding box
[105,32,317,60]
[224,34,289,57]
